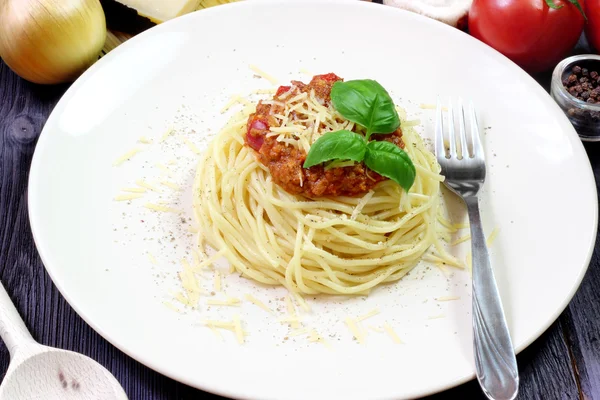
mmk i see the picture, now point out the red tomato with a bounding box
[469,0,585,73]
[585,0,600,52]
[275,85,291,96]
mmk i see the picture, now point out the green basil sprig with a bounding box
[364,141,415,191]
[331,80,400,139]
[303,79,416,192]
[303,130,366,168]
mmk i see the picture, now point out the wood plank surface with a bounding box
[561,142,600,400]
[0,39,595,399]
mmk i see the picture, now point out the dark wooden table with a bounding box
[1,34,600,400]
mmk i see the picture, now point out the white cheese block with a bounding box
[112,0,202,23]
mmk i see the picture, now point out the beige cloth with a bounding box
[383,0,472,28]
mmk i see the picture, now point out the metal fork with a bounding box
[435,99,519,400]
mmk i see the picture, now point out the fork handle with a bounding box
[466,196,519,400]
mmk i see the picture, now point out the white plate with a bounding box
[28,1,598,399]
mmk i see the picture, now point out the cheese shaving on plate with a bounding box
[113,148,141,166]
[114,193,144,201]
[383,322,402,344]
[244,294,273,314]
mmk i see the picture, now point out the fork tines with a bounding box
[435,98,483,162]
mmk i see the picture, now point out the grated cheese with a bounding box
[351,190,374,221]
[383,322,402,344]
[114,193,144,201]
[466,250,472,275]
[249,64,278,85]
[293,292,310,312]
[121,187,146,193]
[345,317,365,344]
[136,179,162,192]
[156,163,175,177]
[357,308,380,322]
[208,325,223,341]
[428,314,446,320]
[289,328,311,337]
[279,316,303,323]
[420,103,448,111]
[193,249,226,272]
[201,319,248,342]
[285,296,300,329]
[214,271,222,292]
[262,85,350,153]
[206,297,241,306]
[181,136,201,154]
[144,203,181,213]
[160,126,174,142]
[252,88,276,95]
[233,315,245,344]
[437,214,458,232]
[160,180,181,191]
[163,301,182,313]
[113,148,141,166]
[435,296,460,302]
[174,291,190,306]
[179,259,202,308]
[244,294,274,314]
[192,250,202,269]
[147,252,158,265]
[436,264,452,277]
[487,227,499,247]
[308,329,330,348]
[138,136,153,144]
[201,320,236,330]
[451,234,471,246]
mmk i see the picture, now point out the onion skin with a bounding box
[0,0,107,84]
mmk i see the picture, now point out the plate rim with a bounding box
[27,0,599,398]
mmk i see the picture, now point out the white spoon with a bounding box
[0,281,128,400]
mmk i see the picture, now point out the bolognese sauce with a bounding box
[245,73,404,197]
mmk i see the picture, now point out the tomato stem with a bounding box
[544,0,587,20]
[568,0,587,20]
[545,0,563,9]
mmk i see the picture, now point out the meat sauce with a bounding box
[245,73,404,198]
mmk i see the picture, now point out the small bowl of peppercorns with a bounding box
[551,54,600,141]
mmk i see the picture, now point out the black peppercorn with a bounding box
[568,74,578,84]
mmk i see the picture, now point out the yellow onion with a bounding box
[0,0,107,84]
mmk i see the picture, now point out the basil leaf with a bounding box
[544,0,563,9]
[364,141,416,192]
[331,80,400,138]
[303,130,367,168]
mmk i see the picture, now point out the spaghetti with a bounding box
[193,75,460,296]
